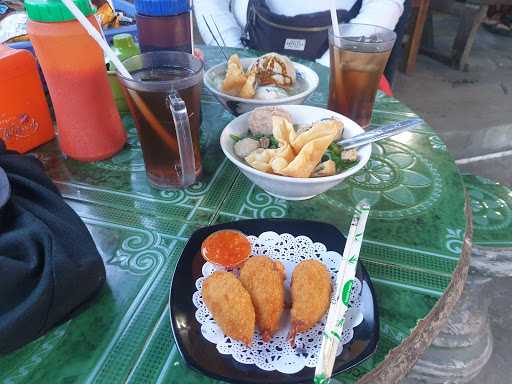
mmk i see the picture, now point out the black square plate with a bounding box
[169,219,379,384]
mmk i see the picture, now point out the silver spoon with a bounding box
[336,118,423,149]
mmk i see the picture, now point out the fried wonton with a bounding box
[270,157,290,174]
[269,143,295,174]
[276,134,335,178]
[272,116,296,144]
[245,143,294,174]
[244,116,343,178]
[222,54,247,96]
[239,72,257,99]
[269,117,296,173]
[245,148,274,173]
[291,119,343,153]
[274,117,340,178]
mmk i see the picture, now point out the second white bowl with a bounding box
[205,58,319,116]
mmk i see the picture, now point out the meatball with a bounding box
[248,107,293,136]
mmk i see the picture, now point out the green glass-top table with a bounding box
[0,47,471,384]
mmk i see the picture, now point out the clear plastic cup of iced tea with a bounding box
[328,24,396,128]
[117,51,203,189]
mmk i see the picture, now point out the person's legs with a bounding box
[384,0,413,84]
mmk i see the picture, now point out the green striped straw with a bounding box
[314,201,370,384]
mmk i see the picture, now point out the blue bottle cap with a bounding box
[134,0,190,16]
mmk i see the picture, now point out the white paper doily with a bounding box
[193,231,364,374]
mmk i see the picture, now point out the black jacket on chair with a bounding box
[0,142,105,354]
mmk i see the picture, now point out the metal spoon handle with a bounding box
[337,118,424,149]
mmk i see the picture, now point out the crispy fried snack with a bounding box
[288,260,332,346]
[202,271,255,346]
[222,54,247,96]
[240,256,286,342]
[245,148,274,173]
[291,119,343,153]
[243,116,343,178]
[273,117,341,178]
[269,117,297,174]
[276,134,334,178]
[239,72,257,99]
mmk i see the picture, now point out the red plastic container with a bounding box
[26,0,126,161]
[0,45,54,153]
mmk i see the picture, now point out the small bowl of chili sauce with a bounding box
[200,230,252,268]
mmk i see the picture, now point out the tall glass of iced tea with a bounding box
[117,51,202,189]
[328,24,396,128]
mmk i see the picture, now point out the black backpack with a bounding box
[242,0,362,60]
[0,142,106,354]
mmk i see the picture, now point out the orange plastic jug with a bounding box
[0,45,54,153]
[26,0,126,161]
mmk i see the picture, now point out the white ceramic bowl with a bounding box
[220,105,372,200]
[205,58,319,116]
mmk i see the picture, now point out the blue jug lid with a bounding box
[135,0,190,16]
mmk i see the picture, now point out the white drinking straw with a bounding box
[329,0,341,36]
[60,0,132,79]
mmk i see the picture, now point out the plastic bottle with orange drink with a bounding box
[25,0,126,161]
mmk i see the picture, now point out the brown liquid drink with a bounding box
[117,51,203,189]
[328,48,391,128]
[128,67,202,187]
[328,24,396,128]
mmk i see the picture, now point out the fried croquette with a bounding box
[202,271,255,346]
[288,259,332,346]
[239,256,286,342]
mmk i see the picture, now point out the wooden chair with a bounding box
[422,0,512,71]
[402,0,431,74]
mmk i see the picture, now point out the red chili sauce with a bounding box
[201,230,251,267]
